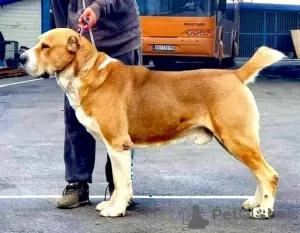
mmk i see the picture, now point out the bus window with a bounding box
[137,0,216,17]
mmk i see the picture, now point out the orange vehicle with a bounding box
[137,0,240,68]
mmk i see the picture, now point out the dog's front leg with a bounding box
[98,144,133,217]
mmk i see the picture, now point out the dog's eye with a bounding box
[41,43,50,49]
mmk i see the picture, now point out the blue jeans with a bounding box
[64,48,142,184]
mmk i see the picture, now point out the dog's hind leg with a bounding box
[218,134,278,219]
[211,90,278,219]
[219,135,278,219]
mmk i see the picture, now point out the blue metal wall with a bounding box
[228,3,300,58]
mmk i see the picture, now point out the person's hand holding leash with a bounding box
[78,7,97,31]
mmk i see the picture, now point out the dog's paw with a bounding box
[95,201,111,211]
[242,197,260,210]
[250,207,274,219]
[100,203,127,217]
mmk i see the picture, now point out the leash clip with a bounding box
[77,4,96,46]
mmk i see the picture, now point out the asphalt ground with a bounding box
[0,70,299,233]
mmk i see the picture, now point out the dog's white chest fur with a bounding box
[56,74,102,140]
[55,55,118,142]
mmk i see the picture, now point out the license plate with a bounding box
[153,45,175,51]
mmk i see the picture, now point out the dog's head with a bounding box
[20,28,84,78]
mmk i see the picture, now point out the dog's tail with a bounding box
[235,46,286,85]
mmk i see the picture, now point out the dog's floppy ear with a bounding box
[67,35,80,53]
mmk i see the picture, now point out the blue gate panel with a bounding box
[240,11,264,33]
[228,3,300,57]
[238,34,263,58]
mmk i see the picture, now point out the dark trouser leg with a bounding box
[50,0,68,28]
[105,47,143,191]
[64,95,96,183]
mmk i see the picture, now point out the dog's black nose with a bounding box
[19,54,28,65]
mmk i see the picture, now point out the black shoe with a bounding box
[56,182,91,209]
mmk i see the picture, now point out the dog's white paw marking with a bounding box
[250,207,273,219]
[242,197,260,210]
[95,201,111,211]
[100,203,127,217]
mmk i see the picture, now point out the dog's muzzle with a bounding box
[19,50,49,79]
[19,53,28,66]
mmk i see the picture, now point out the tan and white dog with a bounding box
[20,28,285,219]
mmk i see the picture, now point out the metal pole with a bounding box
[41,0,51,33]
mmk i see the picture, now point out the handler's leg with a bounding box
[52,0,96,209]
[50,0,68,28]
[56,95,96,208]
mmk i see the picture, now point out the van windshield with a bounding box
[137,0,216,17]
